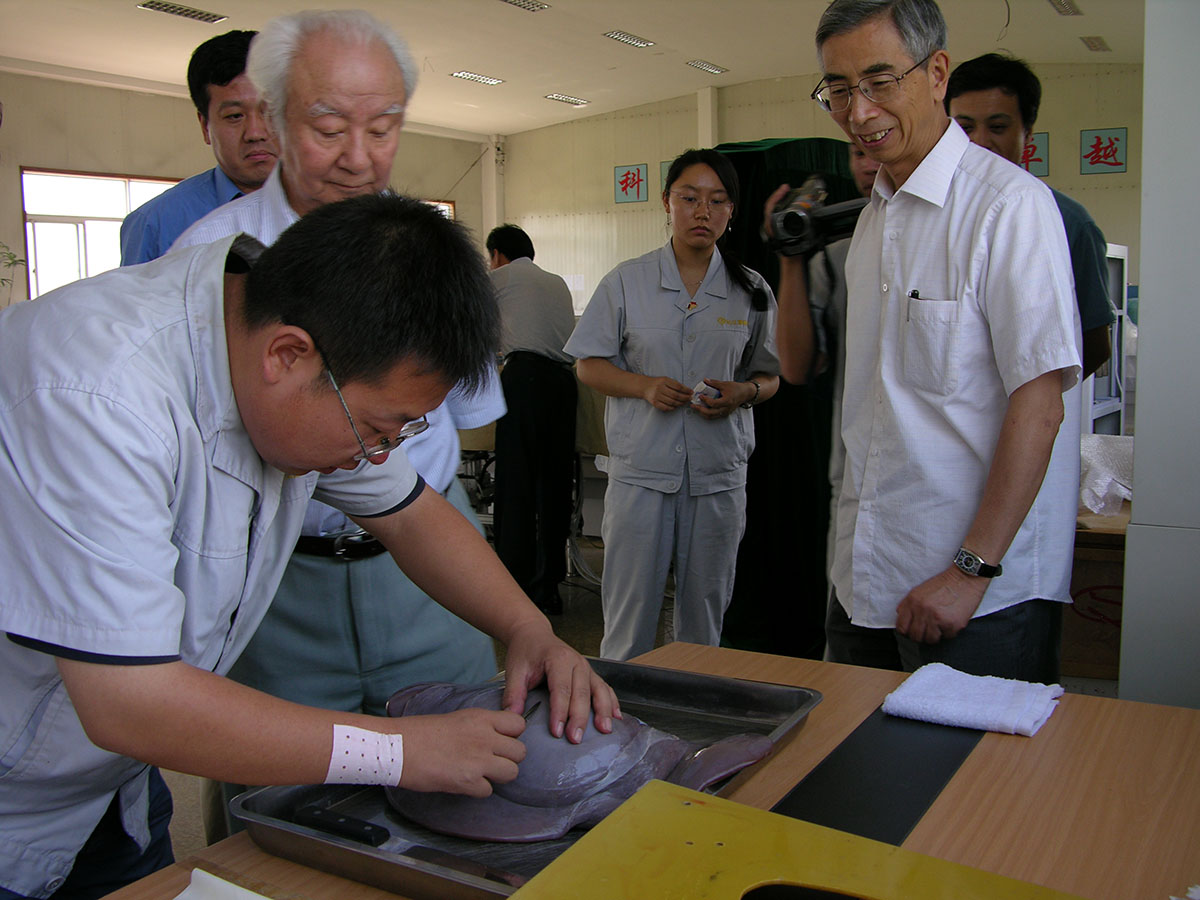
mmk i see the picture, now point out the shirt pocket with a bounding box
[902,295,961,395]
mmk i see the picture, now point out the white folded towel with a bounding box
[881,663,1065,736]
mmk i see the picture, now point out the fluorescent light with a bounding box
[1046,0,1083,13]
[451,71,505,86]
[545,93,589,107]
[496,0,550,10]
[135,1,226,23]
[687,59,729,75]
[604,31,655,48]
[1080,35,1112,51]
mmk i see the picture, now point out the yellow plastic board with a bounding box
[513,780,1087,900]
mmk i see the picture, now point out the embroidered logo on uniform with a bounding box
[717,316,748,326]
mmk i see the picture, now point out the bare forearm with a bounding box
[775,256,815,384]
[961,370,1066,563]
[59,658,374,785]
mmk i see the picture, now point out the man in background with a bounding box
[173,8,501,836]
[487,224,578,616]
[946,52,1114,378]
[119,30,277,265]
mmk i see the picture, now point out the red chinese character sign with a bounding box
[1021,132,1049,178]
[614,164,648,203]
[1081,128,1127,174]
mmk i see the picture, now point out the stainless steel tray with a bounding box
[231,657,821,899]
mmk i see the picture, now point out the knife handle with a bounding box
[293,804,389,847]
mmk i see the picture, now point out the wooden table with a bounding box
[110,644,1200,900]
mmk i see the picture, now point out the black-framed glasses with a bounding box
[325,368,429,461]
[810,55,932,112]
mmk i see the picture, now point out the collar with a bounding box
[879,118,967,209]
[658,240,729,301]
[262,164,302,234]
[183,234,273,492]
[211,166,244,204]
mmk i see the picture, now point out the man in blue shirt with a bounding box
[946,52,1115,378]
[119,30,278,265]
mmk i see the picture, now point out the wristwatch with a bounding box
[740,379,761,409]
[953,546,1002,578]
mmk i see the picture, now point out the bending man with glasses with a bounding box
[765,0,1081,683]
[0,193,619,897]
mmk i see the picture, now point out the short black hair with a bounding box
[486,224,535,261]
[946,52,1042,130]
[187,30,257,120]
[244,193,499,392]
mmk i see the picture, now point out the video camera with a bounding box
[768,175,868,257]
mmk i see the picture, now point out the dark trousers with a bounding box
[0,768,174,900]
[493,352,577,607]
[825,590,1063,684]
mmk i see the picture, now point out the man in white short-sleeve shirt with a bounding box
[769,0,1080,682]
[0,195,616,897]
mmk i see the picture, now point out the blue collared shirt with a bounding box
[119,166,242,266]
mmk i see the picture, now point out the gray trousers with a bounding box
[599,475,746,661]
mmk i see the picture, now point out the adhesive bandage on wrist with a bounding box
[324,724,404,786]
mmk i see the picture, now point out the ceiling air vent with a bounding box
[1080,35,1112,51]
[687,59,729,75]
[1045,0,1083,14]
[604,31,655,49]
[451,71,505,85]
[497,0,550,10]
[545,93,589,107]
[136,1,227,24]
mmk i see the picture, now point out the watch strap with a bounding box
[953,546,1002,578]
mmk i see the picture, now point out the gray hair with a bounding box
[815,0,947,66]
[247,9,418,127]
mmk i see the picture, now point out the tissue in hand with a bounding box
[692,381,721,405]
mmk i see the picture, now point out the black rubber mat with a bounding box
[770,707,984,845]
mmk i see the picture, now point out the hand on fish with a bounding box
[384,681,774,842]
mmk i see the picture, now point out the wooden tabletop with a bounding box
[109,644,1200,900]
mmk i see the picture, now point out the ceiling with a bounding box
[0,0,1144,140]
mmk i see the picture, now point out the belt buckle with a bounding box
[331,531,371,560]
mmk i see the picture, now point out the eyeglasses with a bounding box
[668,191,733,214]
[325,368,429,461]
[810,55,931,113]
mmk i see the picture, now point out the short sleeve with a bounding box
[564,269,625,362]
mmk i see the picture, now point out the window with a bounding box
[21,169,176,298]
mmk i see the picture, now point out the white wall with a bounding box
[0,71,485,308]
[499,61,1143,309]
[1119,0,1200,709]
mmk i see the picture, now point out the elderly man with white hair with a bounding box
[174,8,505,834]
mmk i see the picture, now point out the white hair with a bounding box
[247,9,418,128]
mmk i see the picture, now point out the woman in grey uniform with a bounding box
[565,148,780,661]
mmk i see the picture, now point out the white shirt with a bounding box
[833,121,1082,628]
[0,237,420,894]
[173,166,505,502]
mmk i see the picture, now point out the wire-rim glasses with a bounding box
[325,367,429,461]
[668,191,733,214]
[810,54,932,113]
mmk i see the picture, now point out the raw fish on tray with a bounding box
[384,681,773,842]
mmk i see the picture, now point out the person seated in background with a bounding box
[0,193,618,898]
[946,51,1114,379]
[119,29,278,265]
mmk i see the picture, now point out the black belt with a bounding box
[295,532,388,560]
